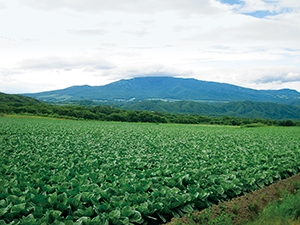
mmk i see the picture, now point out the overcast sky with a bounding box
[1,0,300,93]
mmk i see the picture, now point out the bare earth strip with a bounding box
[167,173,300,225]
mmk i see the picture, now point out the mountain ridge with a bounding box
[23,76,300,105]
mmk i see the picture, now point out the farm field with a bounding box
[0,117,300,224]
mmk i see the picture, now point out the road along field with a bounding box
[0,117,299,224]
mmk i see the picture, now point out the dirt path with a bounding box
[166,173,300,225]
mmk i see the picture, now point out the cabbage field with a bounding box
[0,117,300,224]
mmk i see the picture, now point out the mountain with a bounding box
[23,76,300,105]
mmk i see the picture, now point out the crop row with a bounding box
[0,117,299,224]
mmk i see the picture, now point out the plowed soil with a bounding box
[166,173,300,225]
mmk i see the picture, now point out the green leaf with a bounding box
[32,194,48,206]
[256,181,265,188]
[195,200,208,210]
[10,188,22,196]
[121,184,135,193]
[169,197,182,209]
[171,210,181,218]
[121,206,134,217]
[216,186,225,195]
[97,202,111,213]
[52,220,65,225]
[129,210,143,223]
[180,203,194,213]
[56,202,69,211]
[149,202,163,213]
[74,216,91,225]
[32,205,45,219]
[10,203,26,214]
[74,207,94,218]
[108,209,121,223]
[6,195,19,204]
[0,203,12,217]
[48,192,58,205]
[64,220,74,225]
[91,215,109,225]
[43,210,62,224]
[157,213,166,223]
[57,192,68,205]
[19,213,37,225]
[50,210,62,221]
[0,200,6,208]
[68,194,82,209]
[136,202,149,215]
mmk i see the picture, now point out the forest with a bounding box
[0,92,298,126]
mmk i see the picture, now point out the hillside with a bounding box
[1,92,299,124]
[116,100,300,120]
[23,77,300,105]
[0,92,41,107]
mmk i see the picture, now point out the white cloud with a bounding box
[0,0,300,93]
[279,0,300,8]
[17,56,116,71]
[223,0,300,18]
[255,72,300,84]
[238,0,273,13]
[67,29,107,36]
[19,0,222,15]
[0,1,6,9]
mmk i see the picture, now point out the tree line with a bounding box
[0,98,298,126]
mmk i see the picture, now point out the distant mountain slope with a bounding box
[117,100,300,120]
[23,77,300,105]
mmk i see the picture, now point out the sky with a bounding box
[1,0,300,94]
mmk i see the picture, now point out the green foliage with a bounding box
[248,200,260,215]
[0,117,300,224]
[191,209,233,225]
[119,100,300,120]
[245,190,300,225]
[1,92,299,125]
[241,123,267,128]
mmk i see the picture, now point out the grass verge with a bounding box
[167,175,300,225]
[245,190,300,225]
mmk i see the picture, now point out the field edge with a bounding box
[166,172,300,225]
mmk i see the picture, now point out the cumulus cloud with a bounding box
[237,0,276,13]
[279,0,300,9]
[255,72,300,84]
[185,12,300,49]
[19,0,222,15]
[2,0,300,93]
[234,21,300,46]
[17,56,116,71]
[219,0,300,18]
[89,62,195,82]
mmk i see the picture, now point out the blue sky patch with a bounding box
[219,0,242,5]
[219,0,287,18]
[243,10,280,18]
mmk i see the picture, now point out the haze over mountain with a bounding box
[24,77,300,105]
